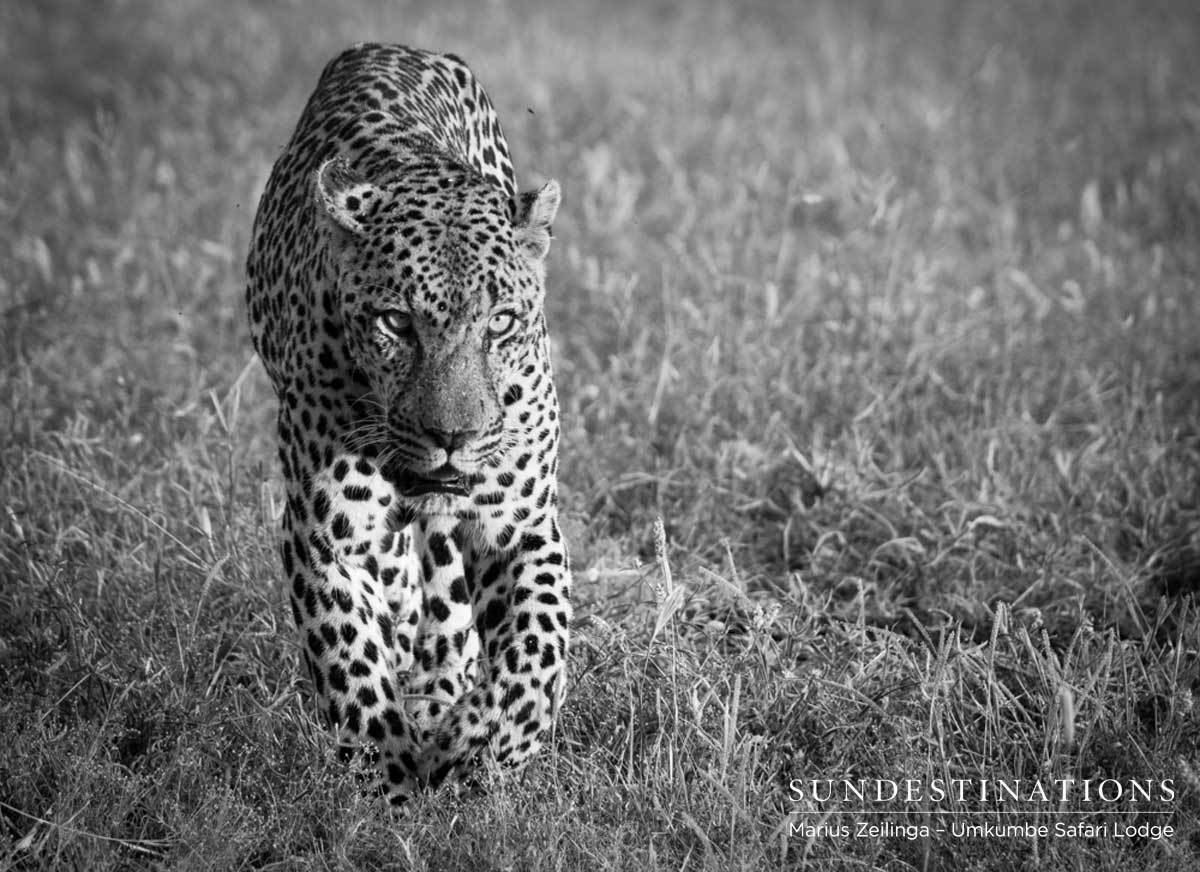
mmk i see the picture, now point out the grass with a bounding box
[2,0,1200,868]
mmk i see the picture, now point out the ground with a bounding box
[2,0,1199,869]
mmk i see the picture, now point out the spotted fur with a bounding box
[245,43,570,800]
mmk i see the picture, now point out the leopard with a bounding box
[244,42,571,801]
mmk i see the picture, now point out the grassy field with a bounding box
[3,0,1200,868]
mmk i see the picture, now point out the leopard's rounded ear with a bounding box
[515,180,561,262]
[314,157,376,237]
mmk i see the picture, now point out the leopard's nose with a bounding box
[424,426,478,453]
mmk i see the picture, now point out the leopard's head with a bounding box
[315,153,560,504]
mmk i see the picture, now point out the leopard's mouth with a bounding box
[389,464,470,498]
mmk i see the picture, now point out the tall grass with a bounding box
[2,0,1199,868]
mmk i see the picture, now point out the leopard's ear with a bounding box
[314,156,376,238]
[514,180,560,262]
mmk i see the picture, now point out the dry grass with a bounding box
[2,0,1200,868]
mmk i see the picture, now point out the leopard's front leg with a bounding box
[402,517,482,775]
[281,449,426,801]
[424,517,571,780]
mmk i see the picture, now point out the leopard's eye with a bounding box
[377,309,414,339]
[487,311,517,338]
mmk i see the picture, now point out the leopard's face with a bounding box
[316,155,560,507]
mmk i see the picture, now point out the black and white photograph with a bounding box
[2,0,1198,868]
